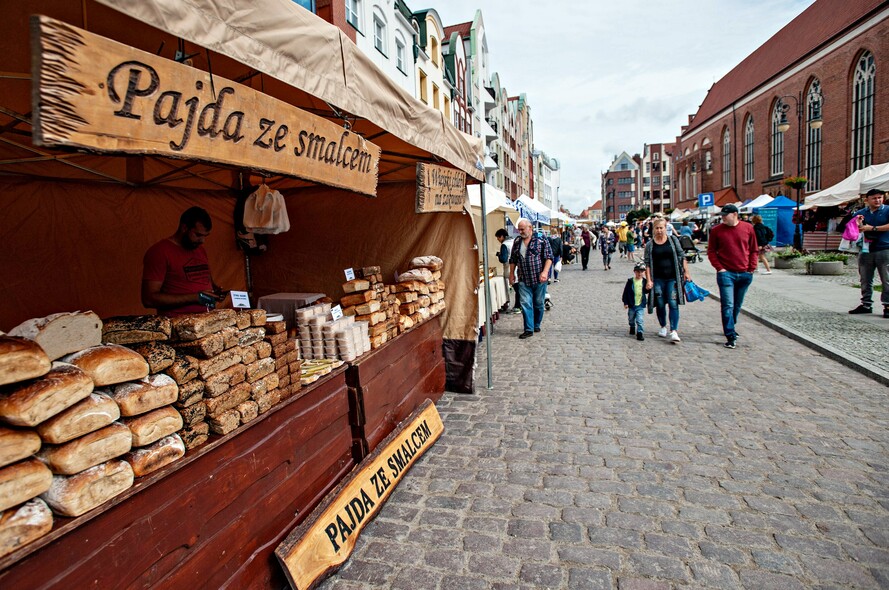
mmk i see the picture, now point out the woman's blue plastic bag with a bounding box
[684,279,710,302]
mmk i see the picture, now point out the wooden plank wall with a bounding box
[0,370,354,589]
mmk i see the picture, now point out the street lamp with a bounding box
[776,89,823,250]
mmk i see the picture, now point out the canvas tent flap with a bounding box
[804,162,889,208]
[860,170,889,193]
[515,195,551,225]
[95,0,484,182]
[467,184,518,219]
[741,195,774,212]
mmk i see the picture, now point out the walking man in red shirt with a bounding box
[142,207,227,317]
[707,204,758,349]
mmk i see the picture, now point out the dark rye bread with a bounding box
[127,342,176,374]
[101,315,171,345]
[170,310,237,341]
[0,336,51,387]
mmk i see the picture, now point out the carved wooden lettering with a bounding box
[416,162,467,213]
[30,16,380,196]
[275,399,443,590]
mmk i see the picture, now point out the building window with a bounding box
[851,51,875,172]
[744,116,755,182]
[432,83,440,109]
[292,0,316,11]
[805,80,823,192]
[395,37,406,72]
[443,95,450,119]
[346,0,360,30]
[770,102,784,177]
[722,128,731,187]
[645,162,651,173]
[653,153,659,161]
[373,16,386,55]
[430,36,439,67]
[418,70,428,104]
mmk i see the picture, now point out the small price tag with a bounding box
[230,291,251,309]
[344,268,355,281]
[330,305,344,321]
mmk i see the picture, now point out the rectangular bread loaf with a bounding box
[111,374,178,417]
[171,332,225,359]
[36,392,120,445]
[204,364,246,398]
[0,336,51,387]
[245,358,276,384]
[341,291,375,306]
[40,459,134,517]
[0,363,93,427]
[196,348,242,380]
[8,311,103,361]
[221,326,240,350]
[0,427,41,469]
[101,315,171,345]
[0,498,53,558]
[250,373,279,399]
[123,407,183,447]
[0,458,53,512]
[235,311,252,330]
[264,321,286,335]
[342,279,370,293]
[171,310,237,341]
[236,400,258,424]
[248,309,267,327]
[254,341,272,359]
[175,379,204,407]
[127,342,176,374]
[124,434,185,477]
[208,409,240,435]
[61,344,149,387]
[164,354,199,384]
[238,328,266,347]
[264,332,287,347]
[178,421,209,450]
[255,388,281,415]
[176,402,206,427]
[205,382,251,418]
[240,345,258,366]
[36,422,132,475]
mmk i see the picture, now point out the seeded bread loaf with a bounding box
[101,315,171,345]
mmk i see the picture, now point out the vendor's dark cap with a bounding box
[720,204,740,215]
[865,188,885,197]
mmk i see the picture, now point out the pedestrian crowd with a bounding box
[493,186,888,345]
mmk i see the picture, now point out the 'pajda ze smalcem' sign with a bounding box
[31,16,381,196]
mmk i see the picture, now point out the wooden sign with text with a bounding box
[275,399,444,590]
[416,163,467,213]
[30,16,381,196]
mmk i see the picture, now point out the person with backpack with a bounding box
[751,214,774,275]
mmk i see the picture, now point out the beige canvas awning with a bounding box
[96,0,484,183]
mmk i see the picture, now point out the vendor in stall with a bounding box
[141,207,227,316]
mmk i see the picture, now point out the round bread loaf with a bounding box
[36,392,120,444]
[0,458,53,512]
[0,427,42,469]
[0,336,51,387]
[123,406,183,447]
[0,363,93,427]
[0,498,53,558]
[36,422,132,475]
[124,434,185,477]
[62,344,149,387]
[41,459,134,517]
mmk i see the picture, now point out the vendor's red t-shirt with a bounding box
[143,238,213,316]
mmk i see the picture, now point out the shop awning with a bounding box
[515,195,551,225]
[803,162,889,209]
[467,184,518,220]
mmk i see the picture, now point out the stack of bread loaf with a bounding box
[0,310,154,556]
[340,266,399,350]
[393,256,446,332]
[296,303,370,362]
[261,314,301,410]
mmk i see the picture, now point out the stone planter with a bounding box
[774,257,804,269]
[806,260,844,275]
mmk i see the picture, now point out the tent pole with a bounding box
[479,183,494,390]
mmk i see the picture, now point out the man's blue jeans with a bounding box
[515,281,547,332]
[652,278,679,331]
[716,270,753,340]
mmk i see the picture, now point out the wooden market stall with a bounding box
[0,0,481,586]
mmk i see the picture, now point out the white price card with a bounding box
[344,268,356,281]
[230,291,251,309]
[330,305,344,321]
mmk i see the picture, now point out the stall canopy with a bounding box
[515,195,551,225]
[803,162,889,209]
[467,184,519,220]
[741,195,774,212]
[860,169,889,193]
[756,195,798,246]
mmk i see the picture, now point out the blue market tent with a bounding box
[754,195,798,246]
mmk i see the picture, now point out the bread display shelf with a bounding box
[0,366,350,578]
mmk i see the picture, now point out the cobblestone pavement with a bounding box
[688,249,889,382]
[319,254,889,590]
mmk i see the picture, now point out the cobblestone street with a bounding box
[320,255,889,590]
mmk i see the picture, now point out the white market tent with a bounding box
[741,195,774,212]
[515,194,552,225]
[467,184,518,219]
[860,169,889,193]
[803,162,889,208]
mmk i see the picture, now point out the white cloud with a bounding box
[432,0,815,213]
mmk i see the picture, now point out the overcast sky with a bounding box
[432,0,816,214]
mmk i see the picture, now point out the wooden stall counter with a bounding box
[347,313,446,458]
[0,368,355,589]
